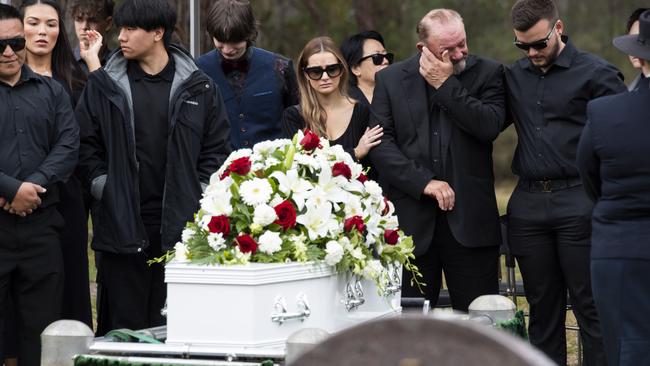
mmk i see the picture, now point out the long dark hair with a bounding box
[19,0,86,93]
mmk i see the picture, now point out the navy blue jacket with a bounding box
[196,47,299,149]
[577,79,650,260]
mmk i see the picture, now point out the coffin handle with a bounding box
[271,294,311,325]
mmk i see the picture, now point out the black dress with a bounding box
[281,102,378,181]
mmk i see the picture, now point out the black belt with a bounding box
[518,177,583,193]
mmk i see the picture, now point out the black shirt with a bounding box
[505,36,626,180]
[0,66,79,205]
[127,56,175,225]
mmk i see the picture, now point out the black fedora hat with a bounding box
[614,9,650,60]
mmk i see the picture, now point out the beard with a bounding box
[452,58,467,75]
[529,36,561,69]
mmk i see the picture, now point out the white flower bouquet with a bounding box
[166,130,422,291]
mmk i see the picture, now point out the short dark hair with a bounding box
[626,8,649,33]
[0,3,23,23]
[70,0,114,22]
[113,0,176,47]
[206,0,258,44]
[340,31,386,86]
[511,0,559,32]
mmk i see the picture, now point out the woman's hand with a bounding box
[80,30,103,72]
[354,125,383,160]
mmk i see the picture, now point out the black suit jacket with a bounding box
[369,54,505,255]
[577,79,650,260]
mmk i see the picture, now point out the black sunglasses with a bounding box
[303,63,344,80]
[513,22,557,51]
[0,37,26,53]
[359,52,394,66]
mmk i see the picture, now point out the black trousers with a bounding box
[592,259,650,366]
[58,177,92,327]
[95,224,166,336]
[0,207,64,366]
[508,184,606,366]
[402,212,499,312]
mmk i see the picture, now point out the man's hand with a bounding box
[423,179,455,211]
[419,47,454,89]
[8,182,46,216]
[79,30,103,72]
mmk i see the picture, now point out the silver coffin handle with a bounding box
[271,294,311,325]
[342,279,365,311]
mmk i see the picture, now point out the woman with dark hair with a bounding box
[19,0,92,327]
[282,36,382,171]
[340,30,393,105]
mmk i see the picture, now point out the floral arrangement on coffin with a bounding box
[169,130,422,292]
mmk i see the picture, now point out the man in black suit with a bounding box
[369,8,505,312]
[577,10,650,366]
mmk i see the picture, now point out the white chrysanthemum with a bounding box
[293,153,319,171]
[364,180,384,200]
[239,178,273,206]
[325,240,344,266]
[174,242,188,262]
[181,227,195,243]
[258,231,283,255]
[362,259,385,280]
[253,204,277,227]
[207,232,226,251]
[296,202,337,241]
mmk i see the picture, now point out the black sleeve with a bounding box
[432,61,506,142]
[75,77,107,188]
[280,105,305,139]
[368,71,435,199]
[199,81,232,184]
[25,82,79,187]
[589,62,626,99]
[576,108,601,202]
[282,59,300,108]
[344,103,370,162]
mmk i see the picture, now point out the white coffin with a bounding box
[165,261,401,349]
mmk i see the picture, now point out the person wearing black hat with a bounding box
[577,9,650,366]
[624,8,648,90]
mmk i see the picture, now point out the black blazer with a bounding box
[369,54,506,254]
[577,79,650,260]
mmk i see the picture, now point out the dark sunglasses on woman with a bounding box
[359,52,394,66]
[303,63,344,80]
[0,37,26,53]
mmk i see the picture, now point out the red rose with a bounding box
[300,129,321,150]
[381,196,391,216]
[274,200,297,230]
[357,173,368,183]
[344,215,366,233]
[384,229,400,245]
[229,156,251,175]
[219,167,231,180]
[332,162,352,180]
[207,215,230,236]
[236,234,258,254]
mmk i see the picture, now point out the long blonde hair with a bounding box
[296,36,351,138]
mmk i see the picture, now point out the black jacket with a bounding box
[76,45,231,254]
[369,54,506,255]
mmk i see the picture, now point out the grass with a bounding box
[84,181,582,365]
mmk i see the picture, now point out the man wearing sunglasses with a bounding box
[369,9,505,313]
[0,4,78,365]
[504,1,625,365]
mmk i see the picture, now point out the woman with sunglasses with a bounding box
[18,0,92,327]
[282,36,383,167]
[340,30,393,105]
